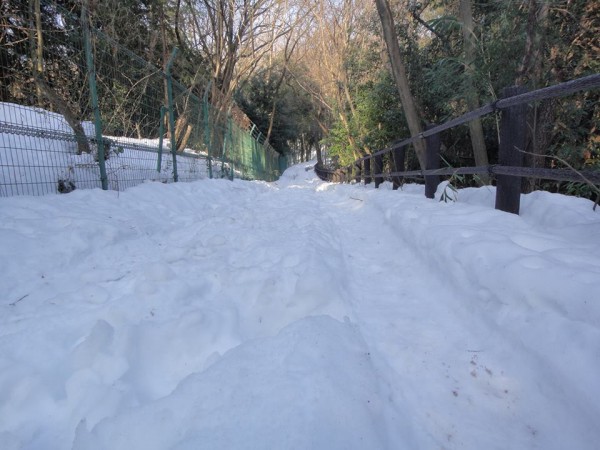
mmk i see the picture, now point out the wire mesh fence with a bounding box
[0,0,285,197]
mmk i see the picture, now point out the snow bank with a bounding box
[0,103,209,196]
[72,316,389,450]
[1,163,599,449]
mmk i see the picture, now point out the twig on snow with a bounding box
[9,294,29,306]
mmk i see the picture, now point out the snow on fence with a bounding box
[0,103,213,196]
[316,73,600,215]
[0,0,283,197]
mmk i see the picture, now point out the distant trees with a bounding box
[175,0,270,106]
[1,0,170,140]
[231,1,323,160]
[235,62,319,160]
[295,0,383,164]
[312,0,598,196]
[1,0,597,187]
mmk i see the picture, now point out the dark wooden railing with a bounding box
[315,73,600,215]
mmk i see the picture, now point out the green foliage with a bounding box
[323,70,409,167]
[437,154,486,199]
[324,121,357,167]
[536,1,600,199]
[324,30,412,166]
[542,91,600,200]
[387,0,598,194]
[356,71,407,151]
[235,66,317,157]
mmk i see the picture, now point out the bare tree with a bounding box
[263,4,314,142]
[176,0,292,108]
[172,0,295,156]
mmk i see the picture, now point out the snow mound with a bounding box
[73,316,390,450]
[276,159,321,188]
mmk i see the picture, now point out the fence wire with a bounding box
[0,0,284,197]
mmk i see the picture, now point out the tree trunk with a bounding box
[33,75,91,154]
[28,1,90,154]
[160,3,170,106]
[316,144,323,165]
[315,117,327,165]
[174,114,194,152]
[374,0,426,169]
[266,67,287,144]
[459,0,489,184]
[300,134,307,162]
[31,0,43,104]
[516,0,551,193]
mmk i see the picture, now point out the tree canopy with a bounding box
[1,0,598,192]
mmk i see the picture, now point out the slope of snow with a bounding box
[0,103,212,196]
[1,161,599,449]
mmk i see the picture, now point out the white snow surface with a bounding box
[0,103,210,197]
[1,162,599,449]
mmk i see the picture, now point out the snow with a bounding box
[0,103,211,197]
[1,156,600,449]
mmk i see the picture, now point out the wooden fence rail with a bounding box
[315,73,600,215]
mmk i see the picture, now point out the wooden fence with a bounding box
[315,74,600,215]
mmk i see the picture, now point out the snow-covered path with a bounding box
[1,162,599,449]
[317,183,599,449]
[320,188,475,448]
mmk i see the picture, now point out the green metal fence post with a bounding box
[165,47,179,182]
[228,119,234,181]
[221,126,227,178]
[157,105,166,172]
[82,0,108,190]
[203,83,213,179]
[279,154,287,176]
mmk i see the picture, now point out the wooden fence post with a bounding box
[364,158,372,185]
[392,147,405,190]
[355,161,362,183]
[424,124,441,199]
[495,86,528,215]
[374,154,384,188]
